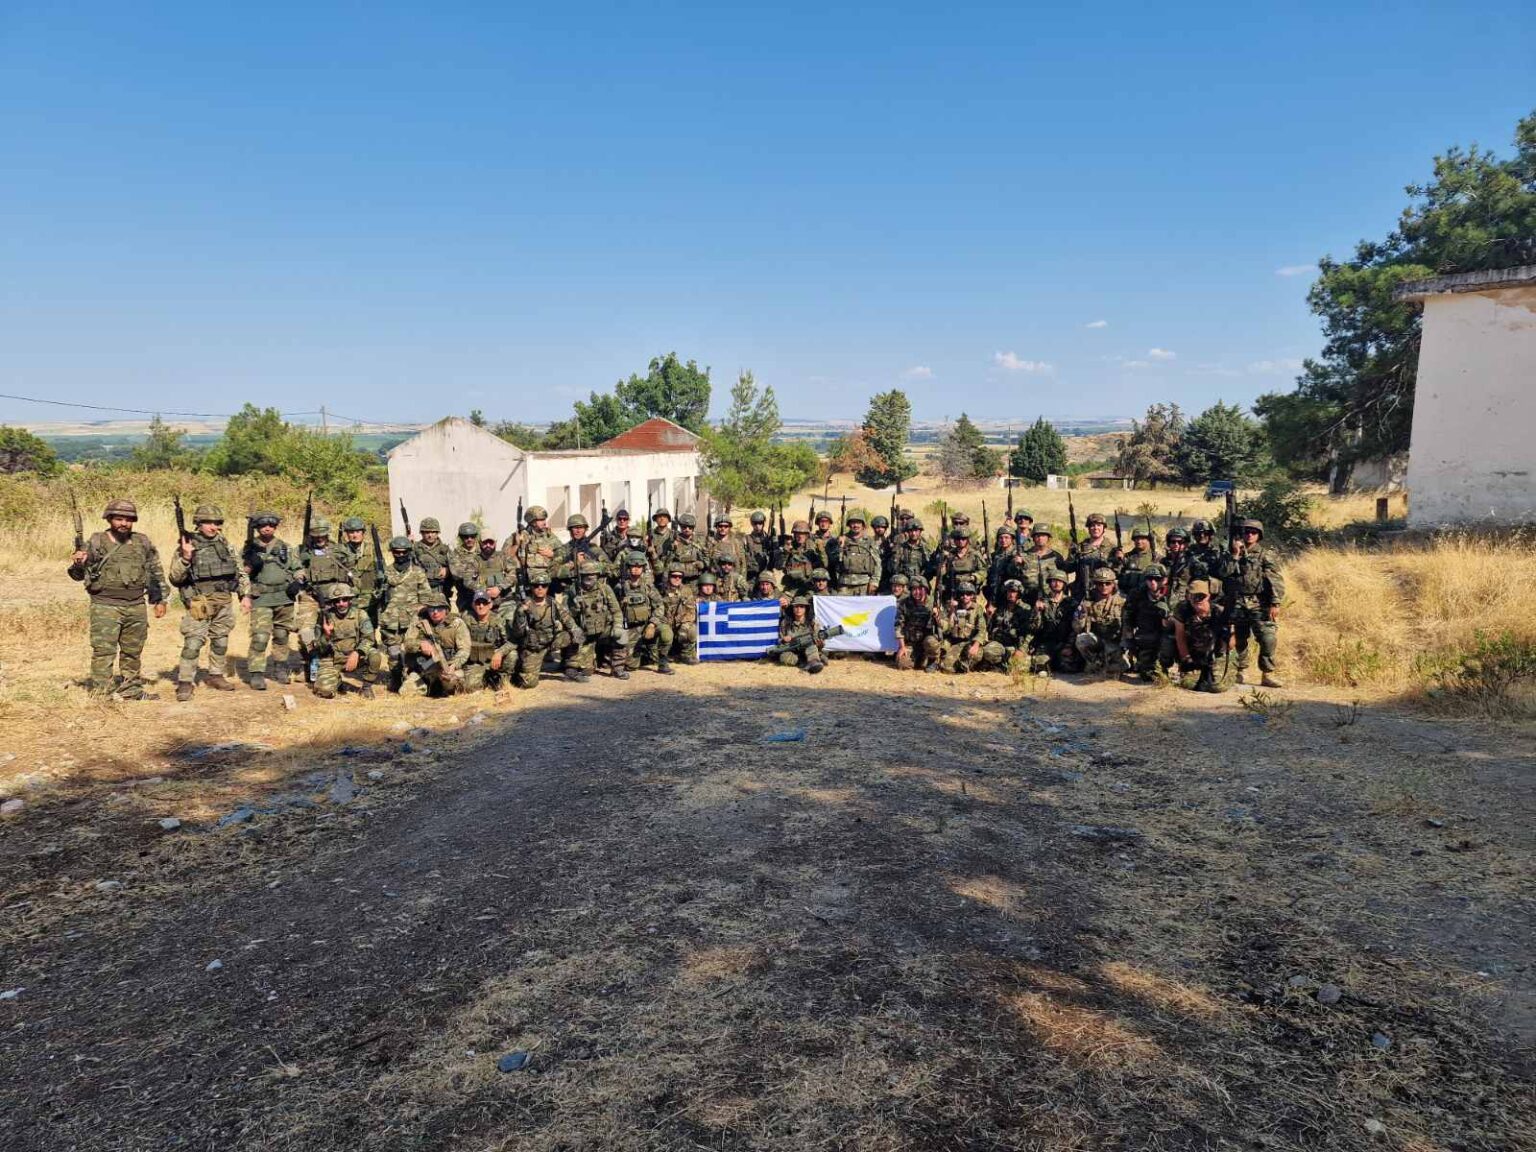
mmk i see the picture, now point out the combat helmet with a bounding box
[566,514,588,530]
[524,506,547,524]
[1191,519,1213,536]
[810,568,830,582]
[309,516,332,537]
[791,519,810,534]
[1092,567,1117,584]
[1086,512,1106,527]
[193,503,224,524]
[955,580,978,596]
[623,549,648,567]
[103,499,139,521]
[419,517,441,533]
[252,510,280,528]
[1165,526,1189,542]
[1239,519,1264,539]
[951,526,971,540]
[749,511,766,524]
[846,511,866,525]
[527,572,552,587]
[1144,564,1168,580]
[699,572,718,587]
[422,591,449,610]
[326,582,356,602]
[871,515,889,529]
[341,516,366,533]
[458,522,479,538]
[677,513,697,529]
[388,535,412,552]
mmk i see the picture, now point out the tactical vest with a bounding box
[517,599,561,648]
[304,547,353,593]
[414,540,451,589]
[991,602,1031,648]
[1174,601,1222,657]
[944,606,985,642]
[428,616,465,656]
[619,583,655,626]
[891,541,929,584]
[778,545,815,586]
[466,617,505,664]
[664,538,706,579]
[341,542,378,593]
[188,536,239,593]
[837,537,882,582]
[379,562,428,629]
[1128,588,1170,639]
[1224,547,1273,604]
[85,531,154,601]
[1077,593,1125,639]
[897,600,938,641]
[320,611,368,655]
[572,585,618,633]
[246,539,294,607]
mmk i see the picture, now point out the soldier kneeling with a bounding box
[309,584,386,699]
[463,590,516,691]
[1171,579,1234,693]
[403,592,471,695]
[767,597,833,673]
[894,582,941,671]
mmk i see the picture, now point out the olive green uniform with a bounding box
[1218,545,1285,676]
[616,576,668,669]
[68,529,169,697]
[463,613,517,691]
[168,535,251,686]
[244,536,299,677]
[661,585,699,664]
[661,533,708,593]
[1073,591,1127,672]
[894,596,941,670]
[296,544,356,660]
[938,603,989,673]
[833,533,883,595]
[413,539,452,592]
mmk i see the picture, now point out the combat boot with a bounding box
[1195,668,1220,693]
[565,668,591,684]
[359,685,377,699]
[270,664,290,685]
[204,674,237,692]
[175,682,194,702]
[1235,670,1248,685]
[612,663,631,680]
[656,659,676,675]
[1261,673,1286,688]
[249,672,267,691]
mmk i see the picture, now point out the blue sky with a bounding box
[1,3,1531,425]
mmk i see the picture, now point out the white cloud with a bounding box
[1247,358,1304,375]
[993,351,1054,374]
[1120,359,1152,370]
[1147,347,1177,361]
[1275,264,1313,277]
[1084,319,1109,329]
[902,365,933,380]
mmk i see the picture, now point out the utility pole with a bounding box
[320,405,328,434]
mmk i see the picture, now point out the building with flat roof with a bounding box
[387,416,702,540]
[1396,265,1536,527]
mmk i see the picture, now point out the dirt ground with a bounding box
[2,647,1532,1150]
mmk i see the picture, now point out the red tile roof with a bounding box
[600,417,700,452]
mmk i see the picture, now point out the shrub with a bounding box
[1238,479,1315,543]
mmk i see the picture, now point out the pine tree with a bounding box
[1009,417,1067,483]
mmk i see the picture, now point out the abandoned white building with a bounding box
[387,416,702,540]
[1397,265,1536,527]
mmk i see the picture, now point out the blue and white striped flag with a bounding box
[696,598,782,660]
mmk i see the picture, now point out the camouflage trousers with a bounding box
[1231,608,1278,673]
[626,621,672,669]
[178,596,236,683]
[776,643,825,671]
[247,603,296,674]
[87,600,149,695]
[666,622,699,664]
[895,635,940,671]
[1129,631,1177,678]
[980,641,1032,674]
[408,654,468,696]
[1074,632,1125,673]
[567,635,627,675]
[512,643,559,689]
[462,661,509,693]
[294,593,320,653]
[939,639,986,673]
[314,649,387,697]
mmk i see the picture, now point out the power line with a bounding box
[0,391,325,421]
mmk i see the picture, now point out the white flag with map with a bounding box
[813,595,898,653]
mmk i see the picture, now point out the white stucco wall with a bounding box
[1406,286,1536,526]
[387,418,701,541]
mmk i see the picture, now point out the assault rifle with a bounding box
[399,498,413,539]
[982,501,990,553]
[1225,488,1238,545]
[245,508,257,554]
[594,501,611,543]
[776,503,787,547]
[765,623,844,659]
[1113,510,1123,552]
[173,495,191,544]
[1145,515,1157,562]
[1006,480,1014,522]
[514,497,523,540]
[889,491,897,528]
[645,492,654,541]
[940,501,949,540]
[1067,493,1089,594]
[838,495,847,536]
[1067,493,1080,550]
[68,488,85,552]
[301,490,314,545]
[370,522,388,618]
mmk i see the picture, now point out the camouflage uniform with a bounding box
[661,516,708,593]
[1218,520,1285,684]
[566,574,626,679]
[1117,538,1156,595]
[833,523,883,595]
[462,601,517,691]
[167,507,251,695]
[413,518,452,593]
[67,500,169,698]
[445,525,487,612]
[774,524,819,597]
[515,508,562,591]
[1171,582,1233,692]
[1067,526,1118,593]
[1073,570,1127,673]
[617,566,670,672]
[297,522,357,661]
[772,600,827,672]
[983,584,1032,672]
[704,525,750,576]
[1122,565,1172,679]
[713,564,751,603]
[310,585,386,698]
[403,597,472,695]
[937,587,989,673]
[508,581,580,688]
[931,532,987,606]
[377,540,433,689]
[554,520,607,595]
[660,574,699,665]
[243,517,300,684]
[894,589,941,670]
[889,527,932,593]
[742,518,773,583]
[337,518,380,621]
[1027,578,1076,672]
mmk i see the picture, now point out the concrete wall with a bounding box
[1406,286,1536,526]
[387,419,528,539]
[526,451,700,539]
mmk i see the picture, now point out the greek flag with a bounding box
[696,599,782,660]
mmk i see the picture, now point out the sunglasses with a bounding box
[1190,593,1209,601]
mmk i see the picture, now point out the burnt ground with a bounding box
[1,666,1533,1151]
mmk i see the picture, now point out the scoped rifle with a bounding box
[765,623,844,659]
[399,498,413,539]
[68,488,85,552]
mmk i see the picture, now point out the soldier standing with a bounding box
[337,517,379,622]
[705,515,749,574]
[809,510,838,574]
[378,536,432,691]
[309,583,386,699]
[617,551,671,675]
[445,522,485,612]
[1072,568,1127,675]
[1069,513,1118,591]
[168,504,251,701]
[833,513,882,595]
[296,517,355,678]
[403,592,470,695]
[889,518,931,594]
[413,517,451,593]
[662,513,708,592]
[473,533,516,608]
[893,581,940,671]
[774,520,818,597]
[508,573,580,688]
[555,514,605,595]
[1218,519,1286,687]
[931,527,986,607]
[242,510,299,690]
[742,511,773,583]
[1117,527,1156,594]
[1188,519,1221,572]
[68,499,169,700]
[937,580,989,673]
[566,568,625,682]
[516,506,561,591]
[660,567,700,665]
[869,515,894,590]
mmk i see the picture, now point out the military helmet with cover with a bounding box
[1092,567,1117,583]
[955,580,978,595]
[791,519,810,533]
[252,510,280,528]
[422,591,450,610]
[193,503,224,524]
[699,572,718,586]
[388,535,412,552]
[103,499,139,520]
[1144,564,1168,579]
[528,572,552,587]
[1192,519,1213,535]
[458,521,479,538]
[309,516,332,536]
[566,514,588,530]
[749,511,766,524]
[1165,526,1189,542]
[326,582,356,602]
[623,549,648,567]
[525,505,548,523]
[1239,518,1265,538]
[871,515,889,528]
[810,568,830,582]
[341,516,366,533]
[419,517,441,533]
[951,526,971,540]
[1086,512,1107,527]
[677,513,697,528]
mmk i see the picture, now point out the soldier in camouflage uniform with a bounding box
[771,596,827,673]
[610,523,653,584]
[755,572,788,609]
[1025,526,1068,576]
[555,514,606,595]
[809,511,837,574]
[1028,568,1076,673]
[894,581,940,671]
[660,567,700,665]
[705,515,749,575]
[507,573,580,688]
[833,513,882,595]
[713,554,750,602]
[309,583,386,699]
[242,510,299,690]
[1012,509,1034,545]
[1218,519,1286,687]
[378,536,432,691]
[1122,563,1172,681]
[337,516,380,621]
[1188,519,1221,573]
[68,499,169,699]
[808,568,833,600]
[774,520,818,597]
[1072,568,1127,675]
[462,590,516,691]
[742,511,773,583]
[1171,579,1233,693]
[445,522,486,612]
[985,526,1018,602]
[296,517,356,673]
[566,568,625,682]
[617,551,671,674]
[516,506,561,592]
[403,592,471,695]
[1117,527,1156,595]
[1162,526,1217,603]
[889,518,931,594]
[473,532,516,609]
[870,515,894,590]
[931,527,987,607]
[981,579,1031,674]
[605,508,634,560]
[168,504,251,701]
[413,517,451,593]
[937,580,989,673]
[1068,512,1118,592]
[888,571,910,611]
[661,513,708,593]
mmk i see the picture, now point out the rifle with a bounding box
[594,501,611,543]
[838,495,847,536]
[1067,494,1080,549]
[982,501,989,554]
[1006,480,1013,522]
[1113,511,1123,552]
[302,489,314,545]
[1225,488,1238,545]
[370,522,388,616]
[940,501,949,540]
[1145,515,1157,562]
[514,496,522,541]
[245,508,257,554]
[399,498,413,539]
[173,494,191,543]
[776,503,787,547]
[765,623,844,659]
[889,491,897,528]
[68,488,85,552]
[1067,493,1087,594]
[646,491,654,542]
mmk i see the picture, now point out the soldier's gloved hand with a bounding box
[285,581,304,600]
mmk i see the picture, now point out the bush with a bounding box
[1238,478,1316,543]
[1417,630,1536,713]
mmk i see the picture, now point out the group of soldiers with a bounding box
[67,497,1284,701]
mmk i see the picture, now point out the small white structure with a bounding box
[387,417,702,540]
[1398,266,1536,527]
